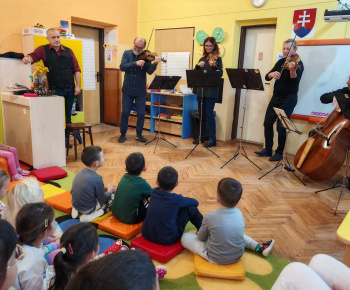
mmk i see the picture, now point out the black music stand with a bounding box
[185,69,222,159]
[258,108,306,186]
[145,76,181,153]
[221,68,264,170]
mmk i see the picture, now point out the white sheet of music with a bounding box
[161,52,190,80]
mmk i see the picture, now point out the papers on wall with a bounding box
[76,38,96,91]
[161,52,190,80]
[105,48,112,63]
[104,29,117,46]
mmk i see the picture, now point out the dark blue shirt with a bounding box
[120,49,158,97]
[142,187,199,245]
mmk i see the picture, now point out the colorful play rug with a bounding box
[15,169,290,290]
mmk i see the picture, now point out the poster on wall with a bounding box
[291,8,317,39]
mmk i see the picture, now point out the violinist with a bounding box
[255,39,304,161]
[118,37,161,143]
[320,76,350,119]
[193,37,223,148]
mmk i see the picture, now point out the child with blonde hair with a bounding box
[5,177,44,227]
[0,169,10,219]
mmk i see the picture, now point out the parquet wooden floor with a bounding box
[65,125,350,264]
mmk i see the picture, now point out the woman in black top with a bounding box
[193,37,223,148]
[255,39,304,161]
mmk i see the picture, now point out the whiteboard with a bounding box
[293,44,350,117]
[0,58,31,92]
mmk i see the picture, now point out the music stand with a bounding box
[258,108,306,186]
[221,68,264,170]
[185,69,222,159]
[145,76,181,153]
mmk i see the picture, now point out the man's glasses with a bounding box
[134,44,144,50]
[7,244,26,269]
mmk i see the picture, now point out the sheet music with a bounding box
[76,38,96,91]
[161,52,190,80]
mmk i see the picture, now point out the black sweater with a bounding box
[320,87,350,119]
[265,58,304,98]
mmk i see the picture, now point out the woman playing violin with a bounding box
[255,39,304,161]
[193,37,223,148]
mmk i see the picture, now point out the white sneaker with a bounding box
[71,207,79,219]
[80,209,104,222]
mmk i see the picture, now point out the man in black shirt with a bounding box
[320,76,350,119]
[255,39,304,161]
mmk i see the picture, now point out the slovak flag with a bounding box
[291,8,317,39]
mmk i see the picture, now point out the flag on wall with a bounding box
[291,8,317,39]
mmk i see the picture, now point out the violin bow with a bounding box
[280,34,297,74]
[145,28,154,51]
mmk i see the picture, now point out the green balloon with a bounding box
[212,27,224,43]
[196,30,207,45]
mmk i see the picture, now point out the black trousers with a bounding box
[263,95,297,154]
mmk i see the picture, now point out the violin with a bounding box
[294,109,350,181]
[138,50,167,63]
[207,53,218,67]
[281,53,302,70]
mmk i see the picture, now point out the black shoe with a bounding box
[136,134,147,142]
[204,139,216,148]
[254,149,272,157]
[269,153,283,162]
[118,134,126,143]
[65,143,72,149]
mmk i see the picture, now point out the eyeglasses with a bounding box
[205,45,214,47]
[7,244,26,269]
[133,44,144,50]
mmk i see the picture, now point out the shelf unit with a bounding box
[128,92,197,138]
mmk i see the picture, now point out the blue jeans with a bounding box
[120,94,146,135]
[197,97,216,140]
[50,83,75,125]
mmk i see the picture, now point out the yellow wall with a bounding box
[137,0,348,145]
[0,0,138,69]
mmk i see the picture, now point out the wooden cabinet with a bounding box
[1,92,65,168]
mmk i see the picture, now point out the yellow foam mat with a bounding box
[337,211,350,245]
[91,211,112,223]
[194,254,245,280]
[42,184,66,200]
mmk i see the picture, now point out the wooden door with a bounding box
[154,28,194,90]
[104,69,122,125]
[72,25,101,124]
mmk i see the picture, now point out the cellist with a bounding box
[320,76,350,119]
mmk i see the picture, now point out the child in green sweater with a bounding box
[111,152,152,224]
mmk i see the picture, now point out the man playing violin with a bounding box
[118,37,161,143]
[255,39,304,161]
[320,76,350,119]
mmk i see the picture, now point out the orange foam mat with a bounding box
[98,216,142,240]
[46,191,72,213]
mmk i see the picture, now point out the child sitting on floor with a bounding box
[0,169,10,219]
[111,152,152,224]
[0,143,30,181]
[181,178,275,265]
[5,177,62,265]
[5,177,44,226]
[65,250,160,290]
[71,146,116,222]
[142,166,203,246]
[10,202,56,290]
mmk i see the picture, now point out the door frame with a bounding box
[71,24,105,123]
[231,24,276,139]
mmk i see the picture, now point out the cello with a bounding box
[294,109,350,181]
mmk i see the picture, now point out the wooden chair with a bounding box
[66,123,93,160]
